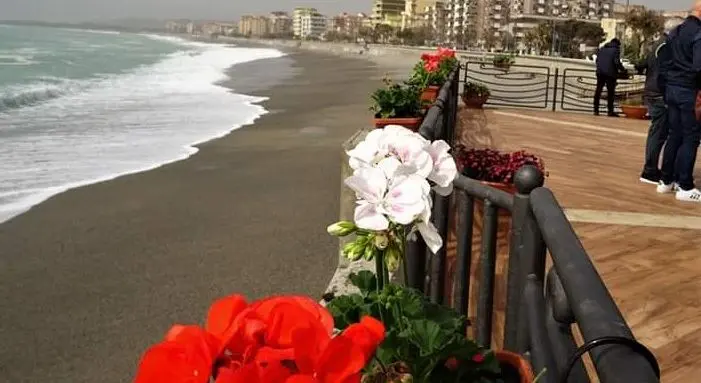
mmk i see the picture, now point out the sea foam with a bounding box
[0,35,285,223]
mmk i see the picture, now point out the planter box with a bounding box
[462,94,489,109]
[621,104,648,120]
[374,116,423,131]
[497,350,535,383]
[421,85,440,103]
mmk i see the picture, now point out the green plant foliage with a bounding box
[463,82,491,98]
[370,78,424,119]
[327,272,501,383]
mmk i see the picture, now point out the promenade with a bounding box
[458,107,701,382]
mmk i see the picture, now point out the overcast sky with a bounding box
[0,0,689,22]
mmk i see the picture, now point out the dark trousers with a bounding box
[661,85,701,191]
[641,97,669,178]
[594,74,617,115]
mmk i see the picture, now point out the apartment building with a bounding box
[238,15,271,36]
[293,7,327,38]
[445,0,508,47]
[372,0,407,27]
[330,12,369,36]
[269,11,293,36]
[424,2,447,38]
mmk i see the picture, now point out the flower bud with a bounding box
[342,241,363,261]
[374,233,389,250]
[384,245,402,272]
[327,221,357,237]
[399,374,413,383]
[363,244,378,261]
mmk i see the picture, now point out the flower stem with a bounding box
[375,250,385,291]
[400,229,409,286]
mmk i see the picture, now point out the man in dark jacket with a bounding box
[594,38,626,116]
[657,7,701,202]
[635,35,673,184]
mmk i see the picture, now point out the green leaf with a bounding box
[404,319,447,357]
[326,293,366,330]
[348,271,377,294]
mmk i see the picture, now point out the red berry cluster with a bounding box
[454,145,546,184]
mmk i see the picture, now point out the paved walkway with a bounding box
[457,107,701,382]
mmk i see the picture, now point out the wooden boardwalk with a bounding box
[456,107,701,382]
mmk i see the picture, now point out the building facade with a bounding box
[293,7,327,39]
[238,15,271,37]
[372,0,407,27]
[269,11,293,36]
[330,12,369,37]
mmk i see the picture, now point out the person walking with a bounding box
[594,38,626,117]
[636,22,683,184]
[657,2,701,202]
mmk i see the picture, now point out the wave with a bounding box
[0,79,82,112]
[0,36,285,223]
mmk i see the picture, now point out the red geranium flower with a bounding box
[133,294,385,383]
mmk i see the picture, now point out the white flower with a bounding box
[426,140,458,196]
[345,167,430,230]
[417,220,443,254]
[347,125,433,178]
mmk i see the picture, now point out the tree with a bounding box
[374,24,395,44]
[524,23,552,54]
[625,7,665,59]
[555,20,606,58]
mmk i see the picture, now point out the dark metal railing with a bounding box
[460,63,645,113]
[406,68,660,383]
[560,68,645,114]
[463,61,553,110]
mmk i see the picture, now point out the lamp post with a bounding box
[621,0,630,56]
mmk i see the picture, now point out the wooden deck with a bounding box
[456,107,701,382]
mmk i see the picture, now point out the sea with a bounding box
[0,25,285,223]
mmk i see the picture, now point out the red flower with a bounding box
[424,58,440,72]
[472,353,485,363]
[134,326,220,383]
[437,47,456,59]
[133,294,385,383]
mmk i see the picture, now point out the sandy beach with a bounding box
[0,47,411,382]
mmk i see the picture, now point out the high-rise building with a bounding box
[238,15,271,37]
[331,13,369,37]
[269,11,293,36]
[424,2,447,39]
[293,7,327,38]
[372,0,407,27]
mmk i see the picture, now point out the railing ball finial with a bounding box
[514,165,544,195]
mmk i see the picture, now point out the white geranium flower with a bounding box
[347,125,433,178]
[426,140,458,196]
[345,167,430,230]
[417,220,443,254]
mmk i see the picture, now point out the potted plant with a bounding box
[328,126,536,383]
[371,78,425,131]
[462,81,491,109]
[453,146,546,193]
[492,54,515,70]
[326,272,535,383]
[409,48,459,103]
[620,96,648,119]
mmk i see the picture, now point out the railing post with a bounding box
[405,236,427,292]
[504,165,545,352]
[552,68,559,112]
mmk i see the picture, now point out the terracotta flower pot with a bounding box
[462,93,489,109]
[621,104,648,119]
[421,85,440,102]
[494,62,512,70]
[373,116,423,131]
[496,350,535,383]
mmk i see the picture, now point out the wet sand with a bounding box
[0,50,392,382]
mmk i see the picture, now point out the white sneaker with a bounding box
[656,181,678,194]
[676,188,701,202]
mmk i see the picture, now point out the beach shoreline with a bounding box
[0,48,387,382]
